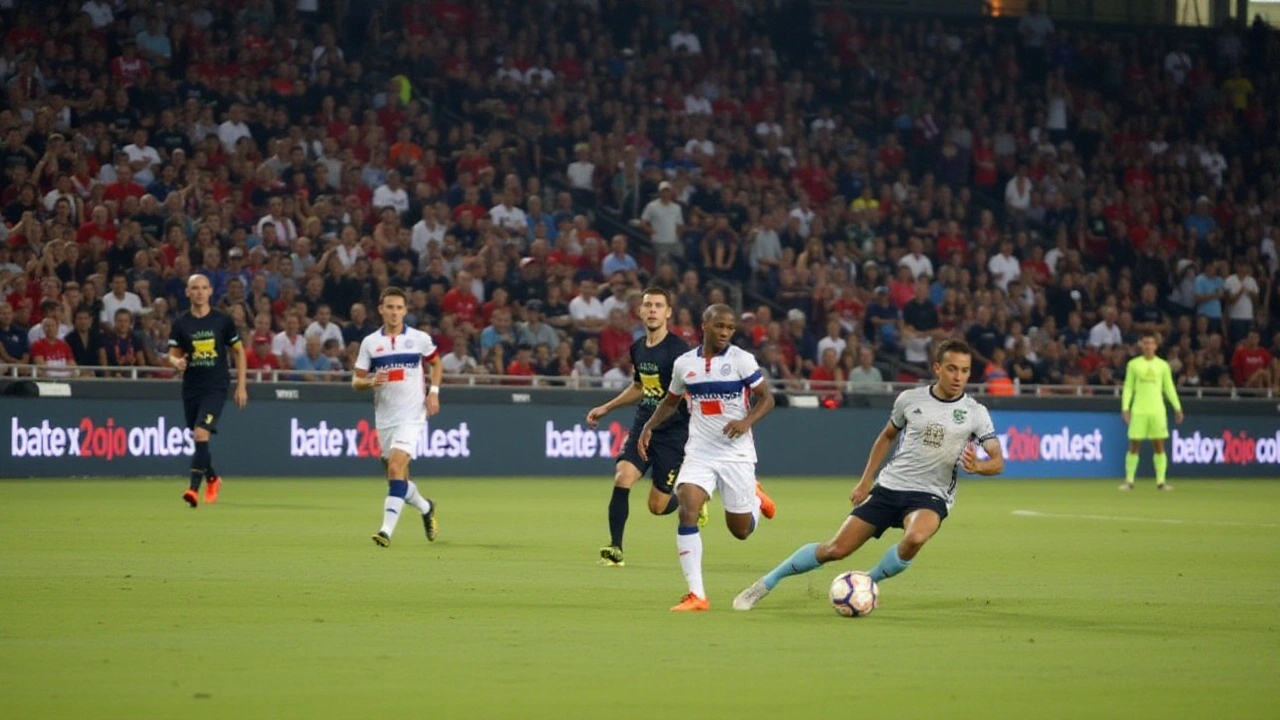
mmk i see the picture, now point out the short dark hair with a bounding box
[640,286,671,307]
[1140,330,1158,340]
[934,339,973,364]
[379,286,408,304]
[702,303,735,323]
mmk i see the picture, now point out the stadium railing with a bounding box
[4,364,1276,400]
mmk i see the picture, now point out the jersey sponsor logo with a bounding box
[368,352,423,371]
[699,399,724,416]
[639,372,664,401]
[1171,429,1280,466]
[995,426,1104,462]
[544,420,627,459]
[191,338,217,361]
[288,418,471,458]
[685,379,747,401]
[388,368,406,382]
[921,421,945,447]
[9,416,194,460]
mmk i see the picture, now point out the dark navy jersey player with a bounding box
[168,274,247,508]
[586,287,691,566]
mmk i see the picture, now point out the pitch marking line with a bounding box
[1013,510,1279,529]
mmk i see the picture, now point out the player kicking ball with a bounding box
[733,340,1004,611]
[639,304,777,612]
[353,287,444,547]
[168,274,247,507]
[1120,331,1184,491]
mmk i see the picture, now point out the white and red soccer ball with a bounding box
[829,571,879,618]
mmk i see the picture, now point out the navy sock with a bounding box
[190,441,210,492]
[608,487,630,548]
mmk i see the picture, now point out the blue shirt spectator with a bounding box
[1194,270,1224,319]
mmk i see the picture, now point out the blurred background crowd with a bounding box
[1,0,1278,400]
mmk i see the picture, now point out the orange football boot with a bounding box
[670,593,711,612]
[755,481,776,520]
[182,489,199,508]
[204,476,221,504]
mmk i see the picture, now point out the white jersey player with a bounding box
[734,339,1006,611]
[352,287,444,548]
[639,304,777,612]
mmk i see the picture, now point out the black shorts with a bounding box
[617,428,686,495]
[183,390,227,434]
[851,486,949,539]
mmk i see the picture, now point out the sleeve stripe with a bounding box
[890,419,906,429]
[975,433,998,443]
[742,369,764,387]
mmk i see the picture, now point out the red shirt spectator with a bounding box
[442,285,479,325]
[31,334,75,370]
[1231,343,1272,387]
[76,216,117,246]
[598,325,633,365]
[504,357,537,385]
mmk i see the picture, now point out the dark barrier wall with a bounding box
[3,398,1278,479]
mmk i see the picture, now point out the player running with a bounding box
[639,304,777,612]
[168,274,247,507]
[353,287,444,547]
[1120,331,1184,491]
[586,287,696,567]
[733,339,1004,611]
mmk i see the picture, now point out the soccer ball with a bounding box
[829,571,879,618]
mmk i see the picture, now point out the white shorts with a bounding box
[674,457,757,514]
[379,423,423,460]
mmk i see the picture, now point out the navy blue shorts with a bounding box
[183,391,227,434]
[617,428,686,495]
[852,486,949,538]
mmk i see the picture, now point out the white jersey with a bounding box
[355,326,439,428]
[877,386,996,506]
[668,345,765,463]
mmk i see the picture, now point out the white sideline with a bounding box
[1012,509,1279,529]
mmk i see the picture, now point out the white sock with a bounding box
[676,530,705,599]
[380,496,405,536]
[405,481,432,514]
[752,495,762,528]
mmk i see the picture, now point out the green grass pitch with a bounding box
[1,478,1277,720]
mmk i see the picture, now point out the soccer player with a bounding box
[353,287,444,547]
[168,274,247,507]
[1120,331,1184,491]
[732,339,1004,611]
[638,304,777,612]
[586,287,692,566]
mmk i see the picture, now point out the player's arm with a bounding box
[231,338,248,408]
[351,340,384,391]
[425,353,443,415]
[637,390,683,459]
[723,378,775,439]
[1121,359,1135,422]
[962,436,1005,476]
[1162,361,1184,423]
[851,421,902,505]
[587,381,644,427]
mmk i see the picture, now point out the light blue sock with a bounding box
[867,543,912,583]
[762,542,822,590]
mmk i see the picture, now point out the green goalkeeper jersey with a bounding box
[1122,355,1182,414]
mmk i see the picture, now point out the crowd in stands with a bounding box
[1,0,1279,400]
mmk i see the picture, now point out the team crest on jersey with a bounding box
[718,363,733,377]
[952,409,967,424]
[406,339,414,348]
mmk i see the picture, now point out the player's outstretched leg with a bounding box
[373,479,407,547]
[184,432,212,508]
[1152,439,1171,491]
[671,483,711,611]
[734,515,877,611]
[601,461,642,566]
[868,509,939,581]
[405,480,437,541]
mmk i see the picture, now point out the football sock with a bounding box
[1125,452,1139,483]
[608,486,630,548]
[189,441,210,492]
[405,480,432,514]
[1153,452,1168,485]
[381,480,408,537]
[762,542,821,590]
[750,495,762,531]
[676,525,705,599]
[661,493,679,515]
[867,543,912,583]
[206,461,218,479]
